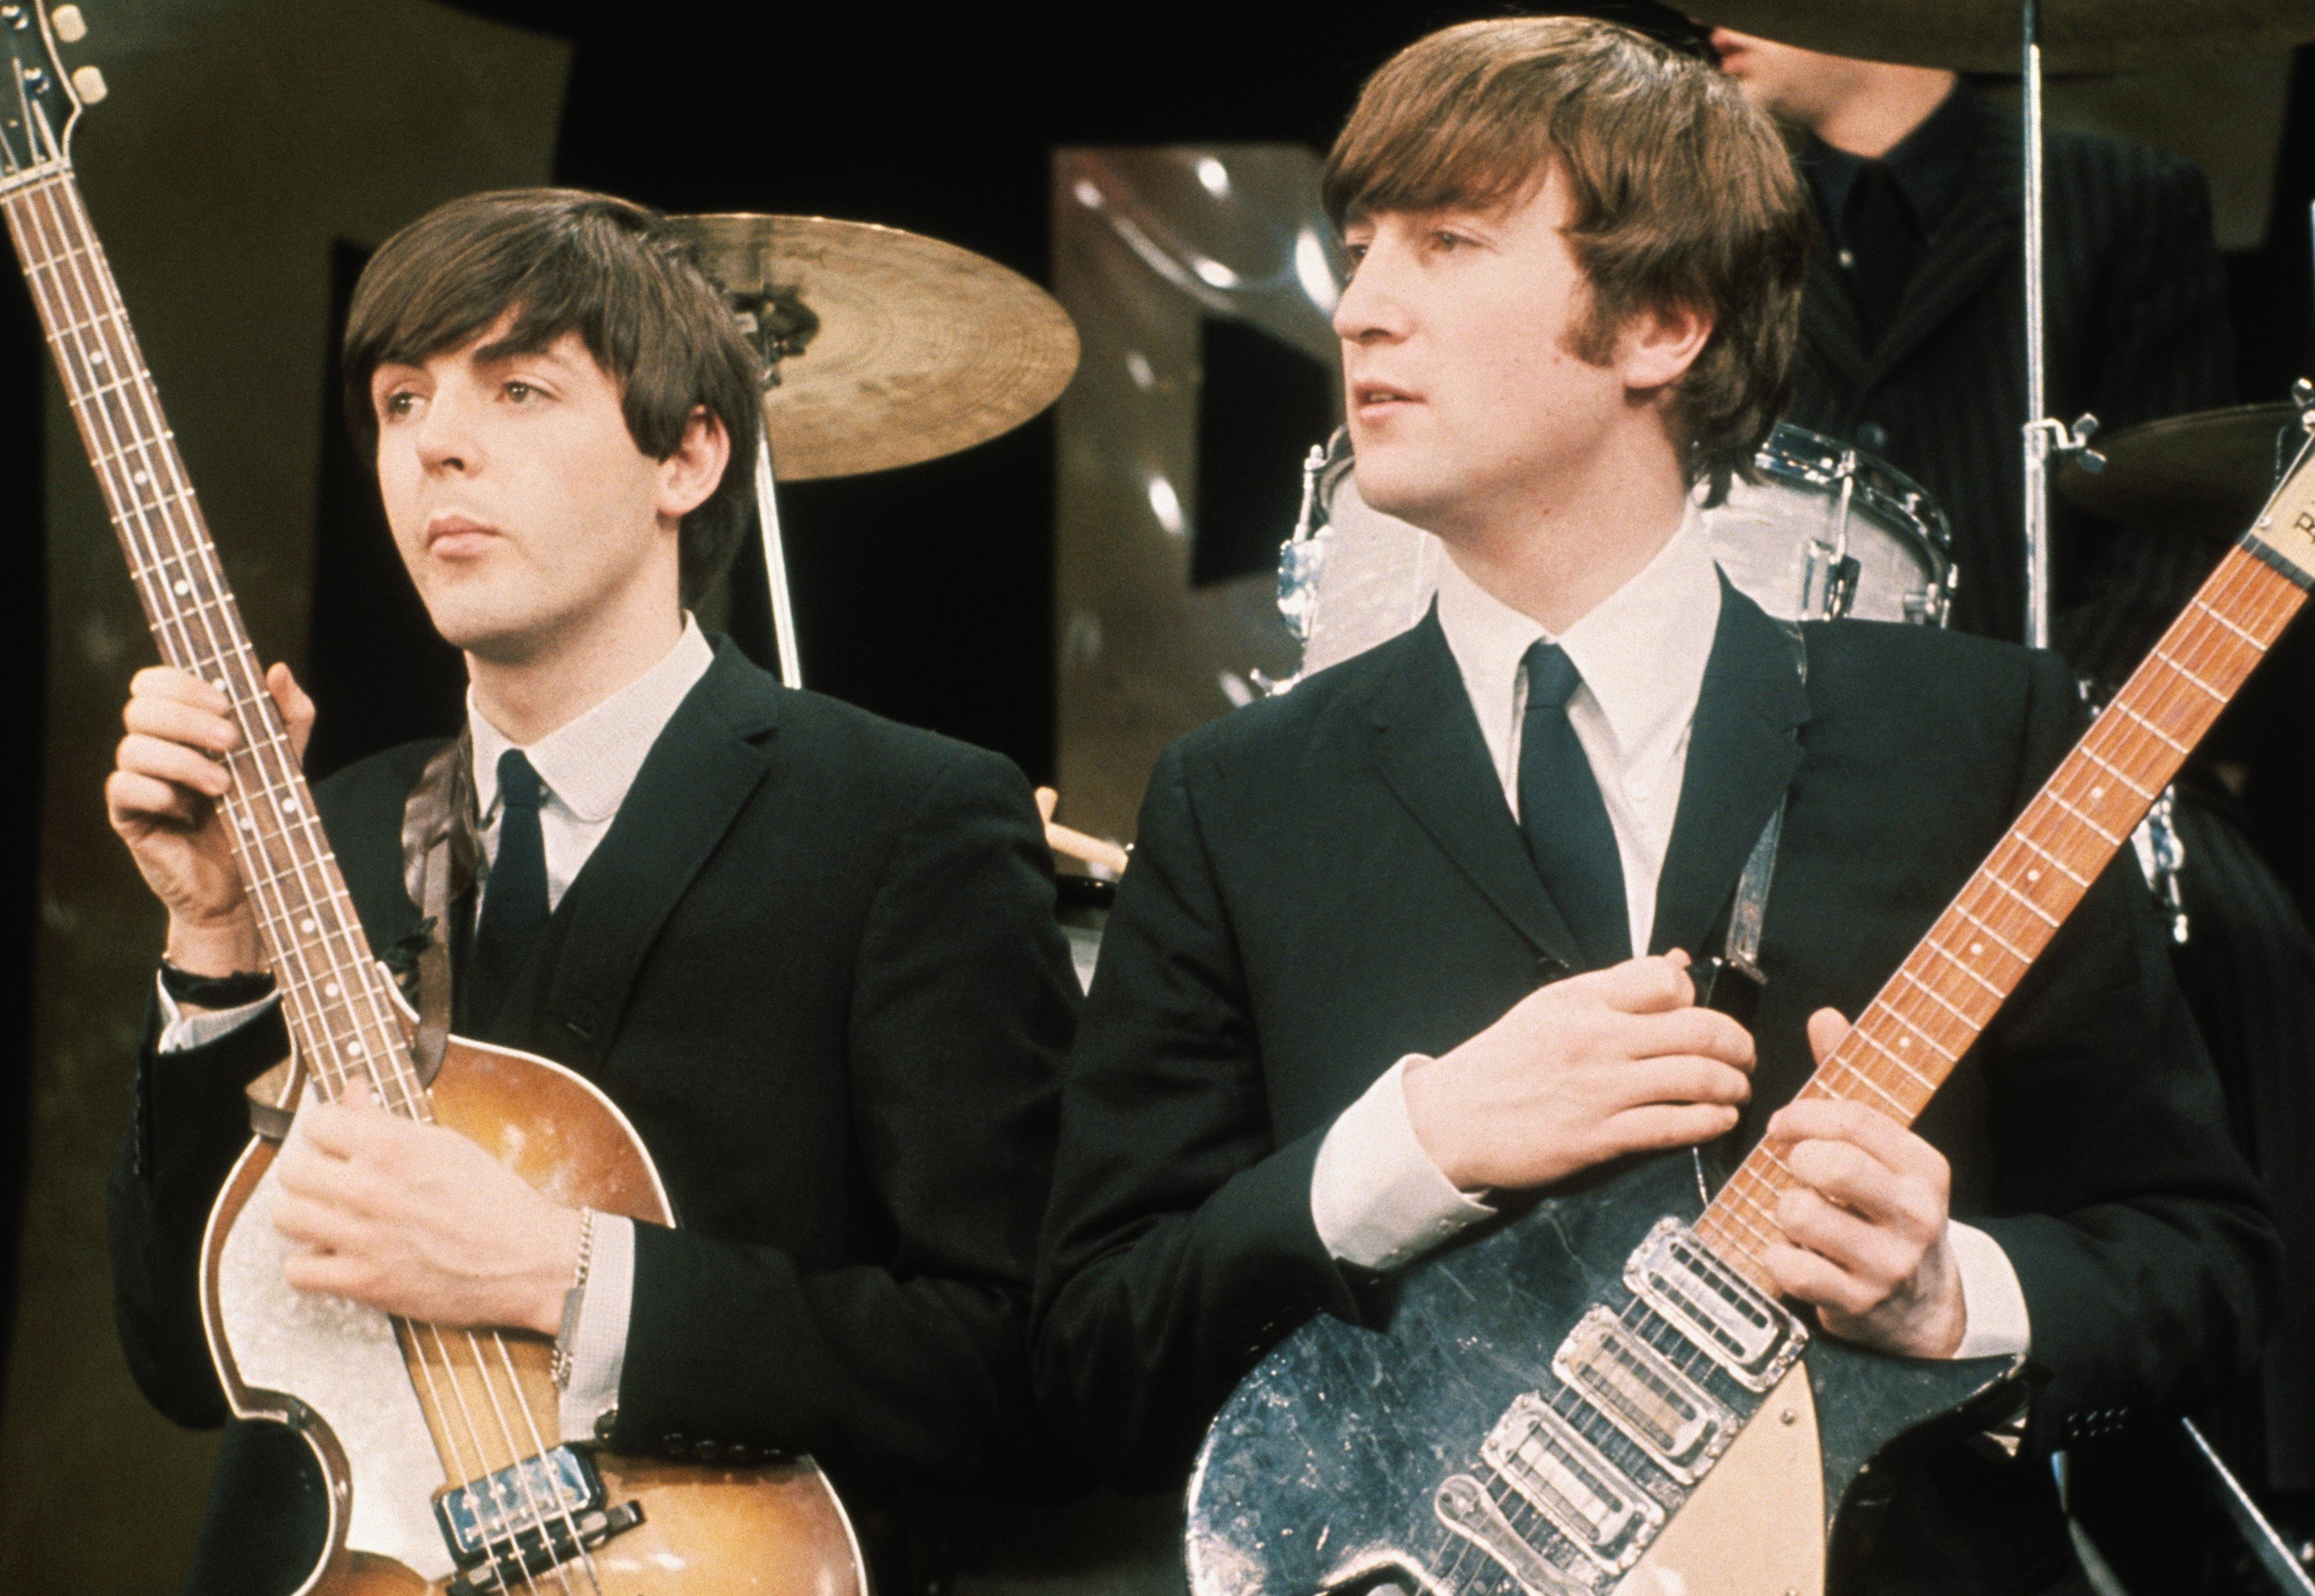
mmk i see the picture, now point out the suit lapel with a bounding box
[1650,582,1811,958]
[521,643,783,1067]
[1863,113,2019,382]
[1367,612,1586,973]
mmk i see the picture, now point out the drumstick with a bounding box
[1034,787,1131,877]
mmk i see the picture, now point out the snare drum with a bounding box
[1270,423,1958,689]
[1704,423,1954,627]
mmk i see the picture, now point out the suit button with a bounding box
[692,1439,721,1462]
[660,1432,686,1458]
[1856,421,1890,452]
[1536,956,1571,985]
[725,1443,753,1465]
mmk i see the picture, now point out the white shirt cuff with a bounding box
[558,1214,635,1443]
[1311,1056,1496,1270]
[154,971,279,1054]
[1947,1219,2031,1359]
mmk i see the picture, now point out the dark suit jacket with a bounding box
[1033,589,2274,1585]
[107,641,1079,1594]
[1786,100,2236,690]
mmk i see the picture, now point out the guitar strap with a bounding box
[1690,619,1808,1201]
[397,728,479,1085]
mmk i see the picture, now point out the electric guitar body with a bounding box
[203,1016,867,1596]
[1188,1154,2015,1596]
[1188,412,2315,1594]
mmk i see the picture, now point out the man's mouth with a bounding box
[1351,381,1420,414]
[424,513,501,555]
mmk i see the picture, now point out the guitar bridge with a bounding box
[1624,1218,1806,1392]
[436,1445,644,1595]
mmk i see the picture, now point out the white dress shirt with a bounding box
[160,615,718,1440]
[1306,512,2031,1360]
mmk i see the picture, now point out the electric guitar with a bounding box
[0,8,867,1592]
[1184,438,2315,1592]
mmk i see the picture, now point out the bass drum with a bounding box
[1271,422,1957,685]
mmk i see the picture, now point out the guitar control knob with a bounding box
[50,5,86,42]
[70,63,104,102]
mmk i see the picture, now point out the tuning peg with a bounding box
[70,63,103,102]
[50,5,86,42]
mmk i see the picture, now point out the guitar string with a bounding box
[424,1322,577,1596]
[10,171,562,1588]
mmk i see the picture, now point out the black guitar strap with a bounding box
[1690,620,1808,1202]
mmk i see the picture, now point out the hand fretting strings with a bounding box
[1696,525,2314,1287]
[1,159,603,1594]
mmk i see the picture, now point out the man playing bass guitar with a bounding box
[105,188,1078,1595]
[1032,19,2275,1589]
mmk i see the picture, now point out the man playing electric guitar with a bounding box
[105,189,1078,1595]
[1032,20,2274,1589]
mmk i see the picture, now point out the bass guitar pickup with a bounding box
[1623,1217,1807,1393]
[436,1444,644,1595]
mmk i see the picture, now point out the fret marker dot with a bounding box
[2090,787,2103,801]
[347,1041,364,1057]
[1898,1037,1911,1048]
[171,579,190,595]
[324,982,340,998]
[1970,942,1983,956]
[298,917,315,933]
[283,800,301,815]
[132,470,148,484]
[2026,870,2040,884]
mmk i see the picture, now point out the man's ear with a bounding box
[657,405,731,522]
[1619,302,1714,396]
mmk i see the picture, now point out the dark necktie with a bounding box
[470,749,549,1021]
[1841,159,1923,349]
[1518,641,1630,969]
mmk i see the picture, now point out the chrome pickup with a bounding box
[1552,1306,1734,1483]
[436,1445,644,1596]
[1435,1473,1593,1595]
[1477,1393,1660,1575]
[1624,1218,1806,1392]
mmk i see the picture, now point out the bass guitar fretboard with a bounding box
[3,166,425,1116]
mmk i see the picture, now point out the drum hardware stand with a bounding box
[1256,440,1337,697]
[2019,0,2108,647]
[1805,448,1864,618]
[751,418,803,689]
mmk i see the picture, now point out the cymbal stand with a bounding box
[753,417,804,689]
[2020,0,2105,648]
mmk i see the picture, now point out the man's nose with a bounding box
[413,388,480,473]
[1332,245,1411,346]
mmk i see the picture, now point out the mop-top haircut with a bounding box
[1324,17,1811,498]
[342,187,763,604]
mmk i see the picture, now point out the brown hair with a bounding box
[342,188,762,604]
[1323,17,1810,498]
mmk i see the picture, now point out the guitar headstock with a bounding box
[0,4,100,182]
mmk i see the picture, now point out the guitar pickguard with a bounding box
[215,1127,455,1582]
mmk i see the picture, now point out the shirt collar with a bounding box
[1434,503,1723,762]
[469,615,717,824]
[1804,80,1979,244]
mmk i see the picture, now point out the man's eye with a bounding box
[504,380,536,403]
[383,391,418,417]
[1431,230,1467,251]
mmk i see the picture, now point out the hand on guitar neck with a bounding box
[1403,960,1967,1358]
[105,660,314,988]
[105,660,588,1336]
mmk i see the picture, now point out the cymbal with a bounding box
[1694,2,2315,74]
[2057,404,2315,540]
[666,213,1080,482]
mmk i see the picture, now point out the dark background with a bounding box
[2,1,2313,1585]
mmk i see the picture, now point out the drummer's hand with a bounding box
[271,1082,582,1335]
[1759,1008,1966,1359]
[1403,952,1755,1192]
[105,663,315,985]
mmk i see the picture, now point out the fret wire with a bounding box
[1877,978,1975,1060]
[1830,1056,1911,1117]
[1921,930,2008,998]
[2005,829,2090,888]
[1846,1024,1938,1089]
[1979,869,2060,929]
[2074,744,2155,803]
[1863,1000,1957,1066]
[2190,592,2262,647]
[2038,790,2120,847]
[1890,963,1983,1029]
